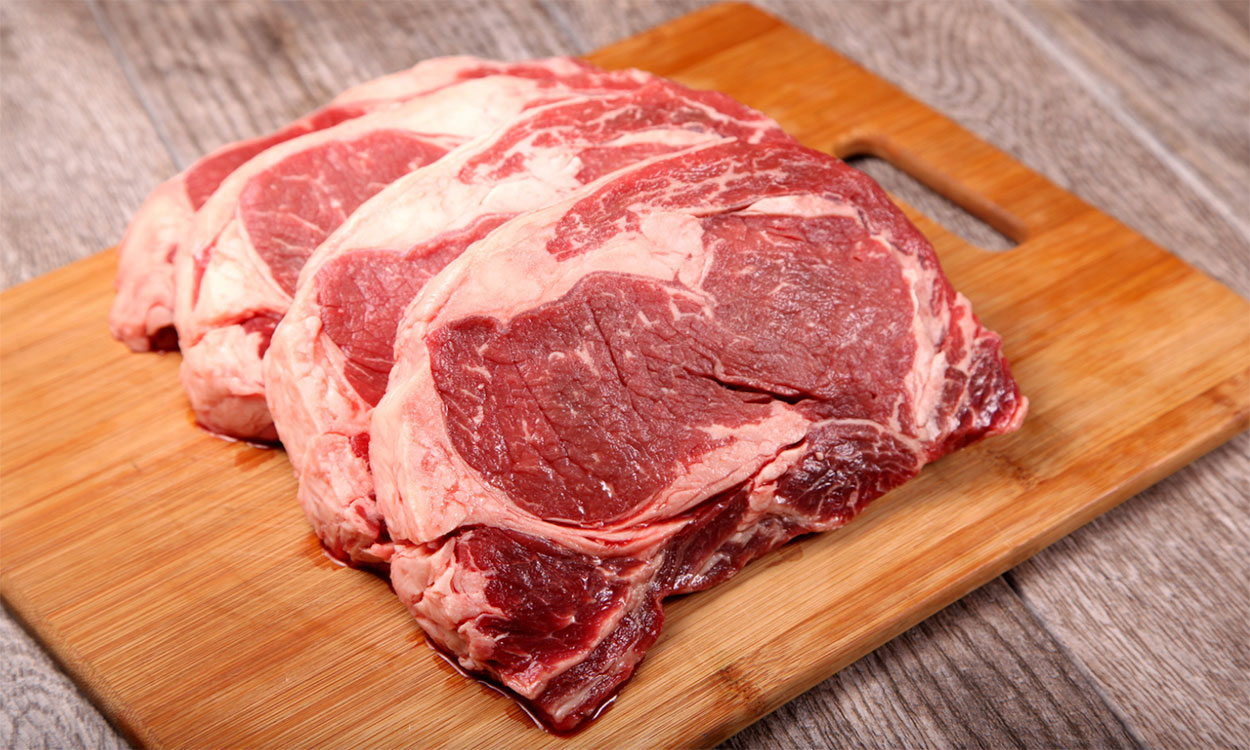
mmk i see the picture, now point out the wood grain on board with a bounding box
[2,1,1247,748]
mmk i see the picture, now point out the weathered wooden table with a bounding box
[2,1,1246,747]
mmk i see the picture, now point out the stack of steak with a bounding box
[111,56,1026,731]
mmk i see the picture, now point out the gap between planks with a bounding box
[83,0,186,170]
[999,572,1148,747]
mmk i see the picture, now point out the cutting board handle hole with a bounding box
[841,150,1021,252]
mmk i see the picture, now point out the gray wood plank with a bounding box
[1017,0,1249,236]
[1006,433,1250,748]
[0,0,176,288]
[721,578,1142,750]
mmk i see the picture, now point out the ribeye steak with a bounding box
[174,62,652,441]
[264,79,789,566]
[109,56,569,352]
[369,139,1028,730]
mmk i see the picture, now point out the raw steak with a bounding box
[264,79,789,566]
[369,139,1028,730]
[109,56,583,352]
[174,65,652,441]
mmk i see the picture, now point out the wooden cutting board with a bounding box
[3,3,1247,747]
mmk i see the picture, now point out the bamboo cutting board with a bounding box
[2,3,1247,747]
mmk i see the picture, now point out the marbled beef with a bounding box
[173,62,652,441]
[109,56,589,352]
[264,79,789,566]
[369,139,1028,730]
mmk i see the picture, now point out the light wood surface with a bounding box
[2,1,1247,748]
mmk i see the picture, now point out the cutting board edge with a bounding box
[693,378,1250,747]
[4,404,1245,750]
[1,584,160,750]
